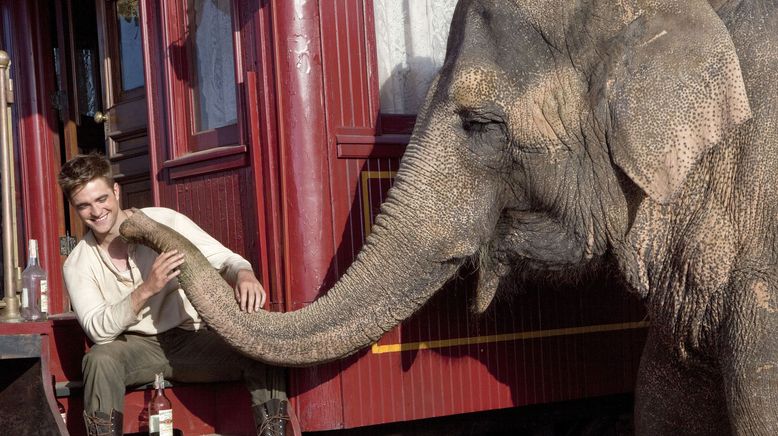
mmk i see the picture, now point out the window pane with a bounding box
[373,0,457,114]
[188,0,237,132]
[116,0,144,91]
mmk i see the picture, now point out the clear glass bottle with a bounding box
[57,399,66,424]
[53,377,66,424]
[149,373,173,436]
[21,239,47,321]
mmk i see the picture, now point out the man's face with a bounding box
[70,178,122,239]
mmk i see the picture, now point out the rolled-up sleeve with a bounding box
[169,212,253,285]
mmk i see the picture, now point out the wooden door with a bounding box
[94,0,151,209]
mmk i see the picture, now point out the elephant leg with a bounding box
[719,282,778,435]
[720,362,778,435]
[634,330,730,436]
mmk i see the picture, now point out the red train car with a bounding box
[0,1,646,434]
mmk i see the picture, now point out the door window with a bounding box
[116,0,144,92]
[162,0,242,155]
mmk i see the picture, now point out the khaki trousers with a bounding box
[82,327,286,414]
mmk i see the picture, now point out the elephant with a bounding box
[120,0,778,434]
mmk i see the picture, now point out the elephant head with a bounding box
[121,0,751,366]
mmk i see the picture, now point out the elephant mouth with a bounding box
[470,209,608,313]
[494,211,596,263]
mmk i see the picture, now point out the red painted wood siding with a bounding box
[297,0,648,430]
[321,156,645,429]
[320,0,376,135]
[171,168,260,268]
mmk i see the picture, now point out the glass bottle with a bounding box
[58,399,66,424]
[21,239,47,321]
[55,379,67,424]
[149,373,173,436]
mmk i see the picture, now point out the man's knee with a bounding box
[82,344,124,378]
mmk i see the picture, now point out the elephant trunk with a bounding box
[120,208,459,366]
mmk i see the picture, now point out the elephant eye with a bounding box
[459,110,505,135]
[459,110,509,163]
[462,119,491,133]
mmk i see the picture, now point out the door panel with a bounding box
[119,179,152,210]
[95,0,151,209]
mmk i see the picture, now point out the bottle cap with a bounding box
[28,239,38,258]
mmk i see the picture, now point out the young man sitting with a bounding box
[58,153,295,436]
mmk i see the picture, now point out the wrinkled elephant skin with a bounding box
[121,1,778,434]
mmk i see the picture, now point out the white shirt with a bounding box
[63,207,252,344]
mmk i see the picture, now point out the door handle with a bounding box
[93,111,109,124]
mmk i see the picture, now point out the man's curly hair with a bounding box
[57,153,115,200]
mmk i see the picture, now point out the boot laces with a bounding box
[257,411,291,436]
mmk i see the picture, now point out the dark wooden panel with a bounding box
[112,152,150,179]
[111,132,148,157]
[105,97,147,143]
[120,178,152,209]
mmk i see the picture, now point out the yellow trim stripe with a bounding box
[361,171,398,236]
[371,320,649,354]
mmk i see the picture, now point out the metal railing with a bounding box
[0,50,21,322]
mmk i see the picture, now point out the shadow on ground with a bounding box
[306,393,634,436]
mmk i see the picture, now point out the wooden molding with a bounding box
[162,144,247,179]
[335,134,409,158]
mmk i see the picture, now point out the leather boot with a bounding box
[83,410,123,436]
[254,399,300,436]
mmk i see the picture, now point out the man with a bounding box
[58,153,294,436]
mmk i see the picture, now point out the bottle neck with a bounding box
[28,240,39,266]
[154,373,166,396]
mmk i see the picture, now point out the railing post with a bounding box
[0,50,21,322]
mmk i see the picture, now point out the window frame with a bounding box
[160,0,245,159]
[368,0,454,138]
[106,0,146,103]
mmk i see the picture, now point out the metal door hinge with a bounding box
[60,233,77,256]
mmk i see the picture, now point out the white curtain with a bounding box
[373,0,458,114]
[190,0,237,131]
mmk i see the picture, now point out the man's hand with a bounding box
[234,269,266,313]
[131,250,185,313]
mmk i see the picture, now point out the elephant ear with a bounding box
[607,4,751,204]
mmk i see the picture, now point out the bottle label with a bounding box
[150,413,159,432]
[159,408,173,436]
[40,292,48,313]
[21,288,29,308]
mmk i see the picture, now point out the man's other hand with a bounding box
[235,269,266,313]
[132,250,185,314]
[144,250,185,297]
